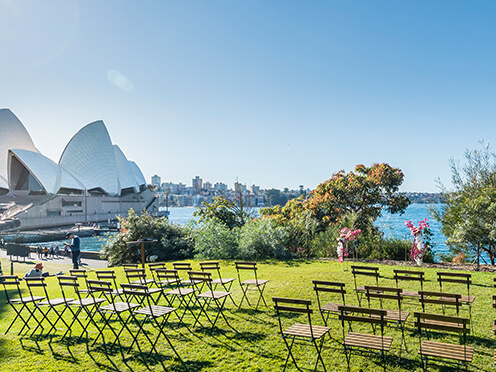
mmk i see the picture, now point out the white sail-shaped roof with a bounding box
[9,149,59,193]
[129,161,146,187]
[113,145,139,193]
[0,109,39,189]
[59,121,119,196]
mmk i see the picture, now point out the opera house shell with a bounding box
[0,108,157,230]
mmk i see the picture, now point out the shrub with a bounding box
[102,209,194,266]
[238,219,293,260]
[192,218,239,259]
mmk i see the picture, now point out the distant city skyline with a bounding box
[3,1,496,192]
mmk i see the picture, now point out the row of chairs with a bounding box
[274,277,475,371]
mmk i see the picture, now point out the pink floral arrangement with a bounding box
[337,227,361,262]
[404,218,429,264]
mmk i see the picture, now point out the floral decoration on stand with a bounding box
[337,228,361,265]
[405,218,429,266]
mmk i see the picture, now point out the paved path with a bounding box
[0,248,108,276]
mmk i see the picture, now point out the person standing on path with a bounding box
[64,232,81,269]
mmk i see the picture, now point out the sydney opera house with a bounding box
[0,108,157,230]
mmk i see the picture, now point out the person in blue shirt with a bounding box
[64,232,81,269]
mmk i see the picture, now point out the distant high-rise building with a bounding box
[151,175,161,187]
[214,182,227,192]
[203,181,212,191]
[192,176,203,192]
[250,184,260,194]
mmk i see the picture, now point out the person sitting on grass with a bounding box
[23,263,49,278]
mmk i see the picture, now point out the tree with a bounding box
[432,143,496,266]
[194,196,252,230]
[307,163,410,231]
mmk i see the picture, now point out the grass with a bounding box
[1,256,496,371]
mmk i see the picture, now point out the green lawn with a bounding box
[1,258,496,371]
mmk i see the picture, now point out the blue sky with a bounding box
[2,1,496,192]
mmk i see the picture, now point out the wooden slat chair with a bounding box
[338,305,392,371]
[364,285,410,351]
[199,261,237,306]
[58,275,106,342]
[188,271,233,332]
[235,261,269,309]
[0,275,45,335]
[438,272,474,323]
[89,280,142,351]
[418,291,463,317]
[273,297,331,372]
[156,269,198,323]
[122,263,138,269]
[312,280,346,326]
[24,277,74,336]
[121,283,185,369]
[351,265,379,305]
[414,312,473,370]
[393,269,425,299]
[95,270,125,300]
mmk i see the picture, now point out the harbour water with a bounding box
[33,204,450,259]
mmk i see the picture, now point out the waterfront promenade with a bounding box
[0,247,108,276]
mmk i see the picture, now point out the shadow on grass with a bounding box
[127,350,212,372]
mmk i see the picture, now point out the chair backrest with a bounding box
[351,266,379,289]
[57,275,83,301]
[364,285,403,311]
[235,261,259,282]
[120,282,152,306]
[0,275,23,302]
[418,290,462,315]
[24,277,49,299]
[312,280,346,306]
[123,264,138,269]
[148,262,166,281]
[95,270,119,289]
[394,269,425,290]
[155,268,182,288]
[173,262,192,273]
[199,261,223,280]
[414,311,470,351]
[338,304,388,326]
[437,272,471,296]
[124,268,148,284]
[86,279,113,296]
[188,271,213,293]
[69,269,88,279]
[273,297,314,336]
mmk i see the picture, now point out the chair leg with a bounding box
[238,284,251,308]
[282,336,299,372]
[313,336,327,372]
[255,284,268,309]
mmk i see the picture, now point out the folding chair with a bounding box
[199,261,236,306]
[24,277,74,336]
[437,271,474,323]
[235,261,269,309]
[338,305,392,372]
[188,271,233,332]
[0,275,45,335]
[123,263,138,269]
[88,279,142,351]
[120,283,185,369]
[273,297,331,372]
[414,312,473,370]
[58,275,106,342]
[393,269,425,299]
[156,269,198,323]
[364,286,410,351]
[418,290,462,316]
[351,265,379,306]
[312,280,346,326]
